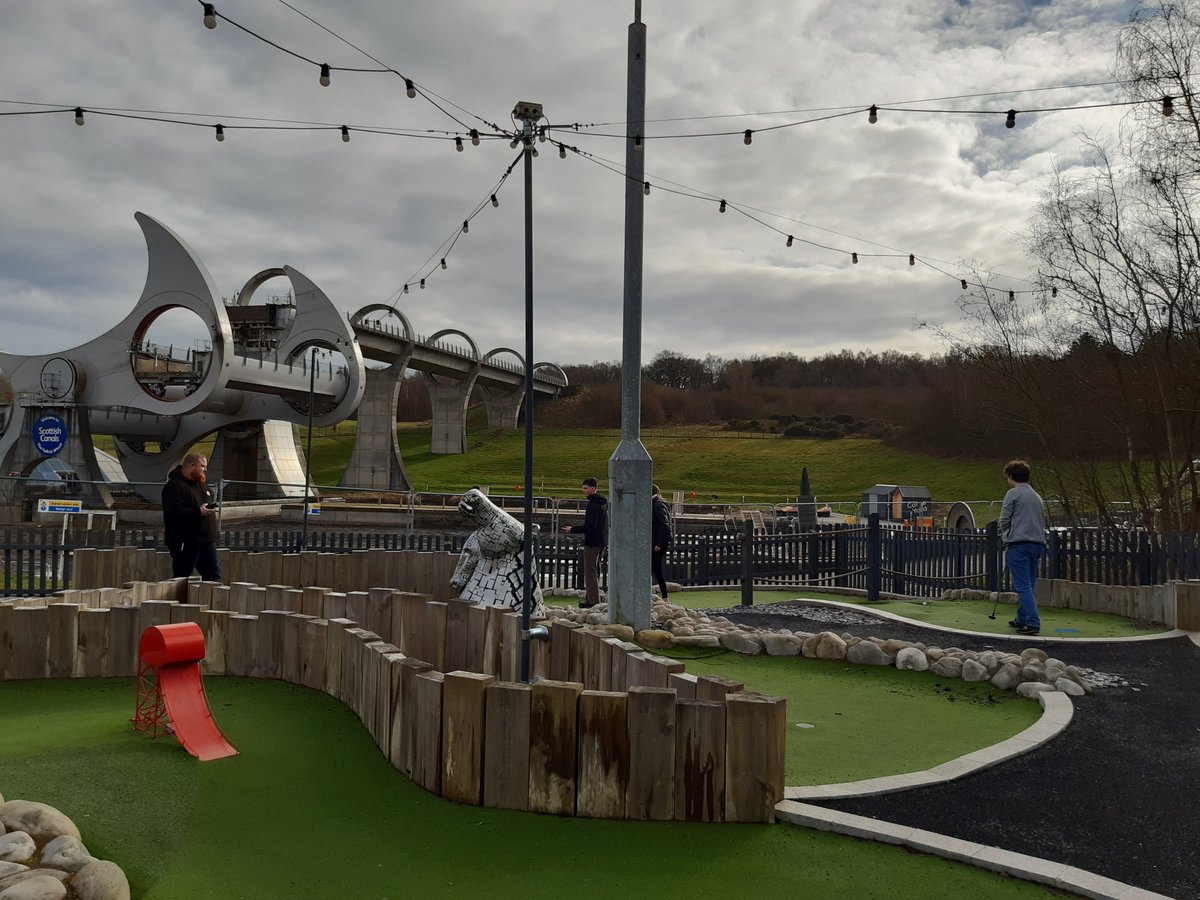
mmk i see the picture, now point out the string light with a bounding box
[215,124,224,141]
[490,194,499,208]
[420,278,426,289]
[1162,95,1175,117]
[559,143,567,159]
[538,127,547,143]
[851,252,859,264]
[531,146,539,158]
[1051,287,1058,297]
[341,125,349,142]
[402,283,409,294]
[868,105,878,124]
[405,78,416,99]
[1005,109,1016,128]
[644,181,650,196]
[960,279,968,290]
[909,254,915,266]
[1008,290,1015,301]
[73,107,84,126]
[440,258,447,270]
[786,235,793,247]
[719,199,727,213]
[462,220,469,234]
[510,138,520,149]
[743,129,753,145]
[634,134,642,150]
[202,3,217,29]
[471,129,480,146]
[319,63,331,87]
[455,136,464,151]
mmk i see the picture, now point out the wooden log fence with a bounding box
[0,573,789,824]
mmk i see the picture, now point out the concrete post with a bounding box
[341,362,413,490]
[480,384,524,431]
[426,371,480,455]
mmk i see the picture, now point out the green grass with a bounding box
[662,649,1040,785]
[297,420,1005,505]
[0,678,1058,899]
[546,589,1164,637]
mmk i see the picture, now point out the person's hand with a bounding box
[654,545,661,552]
[561,525,570,533]
[200,504,216,518]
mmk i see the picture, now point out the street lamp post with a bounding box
[300,345,317,551]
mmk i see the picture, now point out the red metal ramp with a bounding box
[157,662,239,761]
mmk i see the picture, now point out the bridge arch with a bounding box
[532,361,569,388]
[353,303,415,344]
[234,268,289,306]
[425,329,480,362]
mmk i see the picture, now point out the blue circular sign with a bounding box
[32,415,68,457]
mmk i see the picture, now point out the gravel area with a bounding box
[716,600,1200,898]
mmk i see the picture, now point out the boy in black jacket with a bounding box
[562,477,608,608]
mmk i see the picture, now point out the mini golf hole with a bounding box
[1054,628,1080,634]
[795,722,815,729]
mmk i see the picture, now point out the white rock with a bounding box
[1045,657,1065,669]
[962,659,990,682]
[1020,665,1042,682]
[802,632,848,660]
[0,834,35,865]
[990,663,1021,691]
[1019,647,1048,663]
[0,874,67,900]
[1017,682,1056,699]
[929,656,963,678]
[71,861,131,900]
[1054,677,1086,697]
[978,651,998,674]
[847,641,892,666]
[0,865,26,882]
[926,647,945,662]
[718,632,763,655]
[0,805,79,846]
[40,836,94,874]
[895,647,929,671]
[760,633,801,656]
[673,634,721,649]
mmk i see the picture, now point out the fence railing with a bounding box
[5,518,1200,598]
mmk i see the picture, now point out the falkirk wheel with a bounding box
[0,212,365,505]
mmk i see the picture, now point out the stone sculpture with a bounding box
[451,489,546,617]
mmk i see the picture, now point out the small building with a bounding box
[861,484,933,522]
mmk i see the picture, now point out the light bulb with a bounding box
[634,134,642,151]
[215,124,225,142]
[960,279,968,290]
[1162,95,1175,117]
[455,136,464,152]
[1009,290,1015,301]
[203,3,217,28]
[851,252,859,264]
[74,107,84,126]
[510,138,519,149]
[868,105,877,124]
[405,78,416,99]
[440,258,447,270]
[744,129,752,145]
[1005,109,1016,129]
[1051,286,1058,297]
[490,194,499,208]
[340,125,350,142]
[531,146,538,157]
[786,235,793,247]
[719,199,726,213]
[319,63,331,87]
[403,284,409,294]
[559,143,567,159]
[470,129,480,146]
[462,220,469,234]
[420,278,426,289]
[538,127,546,142]
[909,254,915,266]
[644,181,650,196]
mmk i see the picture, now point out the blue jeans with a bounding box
[1007,541,1044,627]
[171,541,222,582]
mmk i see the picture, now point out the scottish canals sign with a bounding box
[32,414,68,457]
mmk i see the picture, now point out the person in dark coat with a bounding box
[162,452,221,581]
[562,477,608,608]
[651,483,673,599]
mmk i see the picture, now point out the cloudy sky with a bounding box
[0,0,1141,367]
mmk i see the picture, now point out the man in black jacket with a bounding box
[562,477,607,608]
[651,483,673,599]
[162,452,221,581]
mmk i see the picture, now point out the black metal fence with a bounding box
[5,517,1200,598]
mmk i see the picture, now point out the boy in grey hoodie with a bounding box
[998,459,1046,634]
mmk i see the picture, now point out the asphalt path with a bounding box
[716,601,1200,899]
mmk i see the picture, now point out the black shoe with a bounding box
[579,600,597,609]
[1016,623,1040,635]
[1008,619,1024,629]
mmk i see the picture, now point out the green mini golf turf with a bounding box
[0,678,1059,900]
[546,590,1165,637]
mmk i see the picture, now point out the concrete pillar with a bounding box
[209,421,308,499]
[480,384,524,430]
[341,362,413,490]
[426,372,479,455]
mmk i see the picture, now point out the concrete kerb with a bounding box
[747,594,1187,644]
[784,689,1073,801]
[774,801,1175,900]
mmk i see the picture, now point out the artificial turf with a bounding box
[0,677,1060,899]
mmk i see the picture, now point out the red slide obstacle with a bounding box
[133,623,238,762]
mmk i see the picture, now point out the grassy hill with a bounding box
[306,420,1005,505]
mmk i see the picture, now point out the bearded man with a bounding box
[162,452,221,581]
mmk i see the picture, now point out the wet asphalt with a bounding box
[715,601,1200,899]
